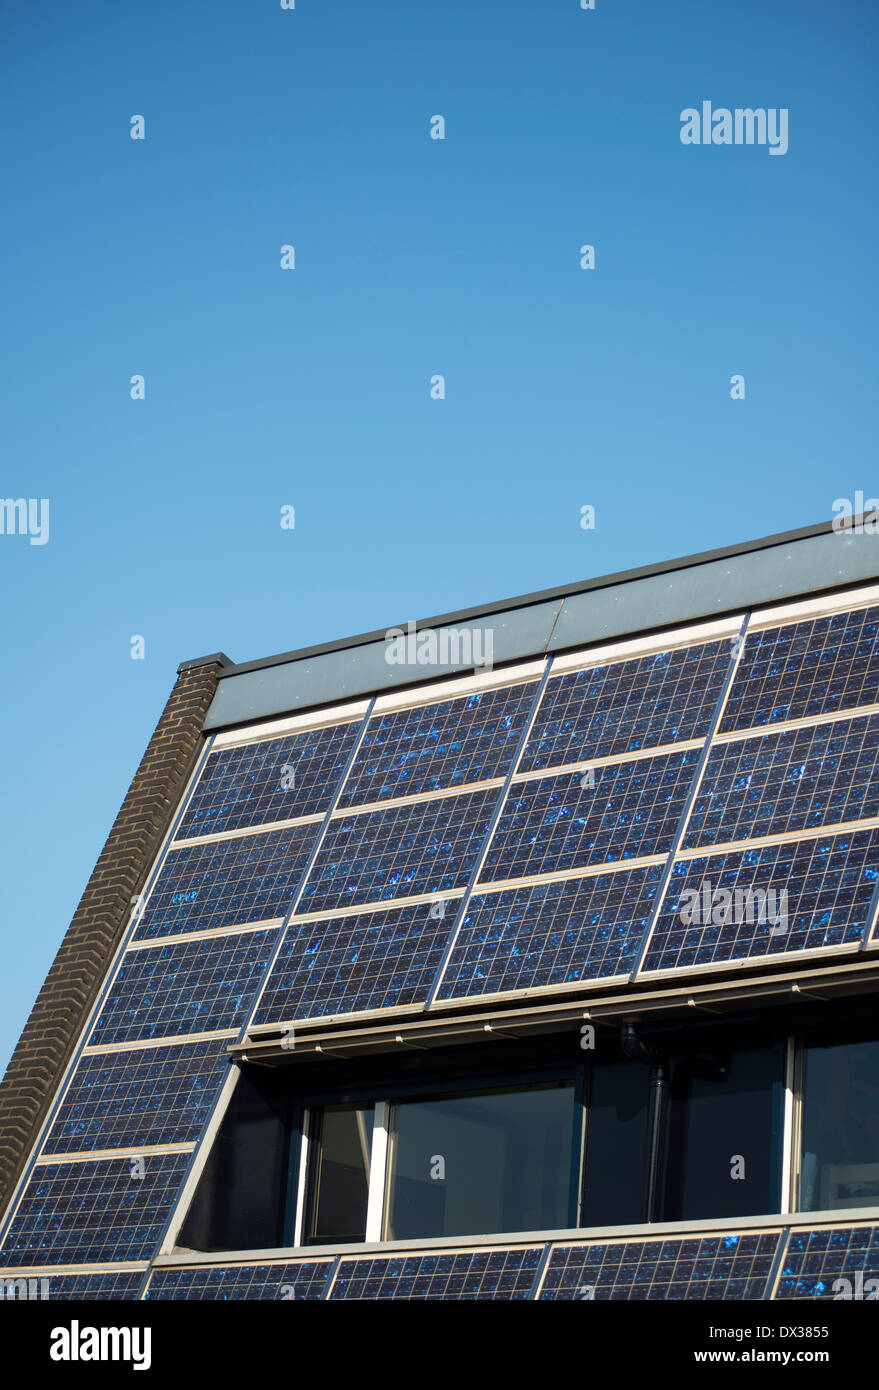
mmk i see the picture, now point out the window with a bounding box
[304,1105,374,1244]
[799,1026,879,1212]
[383,1081,577,1240]
[184,1019,865,1255]
[661,1039,785,1222]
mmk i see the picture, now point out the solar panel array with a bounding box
[339,682,538,805]
[433,865,664,1000]
[127,1222,879,1299]
[1,1155,191,1267]
[329,1246,544,1300]
[774,1224,879,1299]
[538,1232,779,1300]
[44,1041,231,1153]
[145,1260,333,1300]
[2,593,878,1298]
[720,608,879,731]
[10,1270,147,1300]
[88,929,280,1046]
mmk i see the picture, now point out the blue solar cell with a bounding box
[436,865,664,1001]
[641,829,879,974]
[298,787,499,914]
[133,825,320,941]
[44,1041,231,1154]
[481,752,697,882]
[339,682,537,807]
[330,1247,543,1300]
[176,722,360,839]
[684,714,879,849]
[775,1225,879,1299]
[89,929,279,1046]
[721,606,879,733]
[521,642,729,771]
[253,899,458,1023]
[145,1261,332,1300]
[539,1233,779,1300]
[0,1270,146,1299]
[0,1154,190,1267]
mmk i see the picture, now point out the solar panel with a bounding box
[145,1261,332,1300]
[480,751,698,883]
[176,722,361,839]
[15,1270,145,1299]
[330,1247,543,1300]
[43,1041,231,1154]
[521,642,729,771]
[252,899,458,1023]
[298,787,499,915]
[721,606,879,734]
[640,829,879,974]
[539,1232,779,1300]
[684,714,879,849]
[0,1154,191,1267]
[774,1224,879,1299]
[133,824,320,941]
[435,865,664,1001]
[339,682,538,808]
[89,929,279,1046]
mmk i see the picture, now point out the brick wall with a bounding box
[0,657,226,1214]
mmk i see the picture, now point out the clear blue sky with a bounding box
[1,0,877,1074]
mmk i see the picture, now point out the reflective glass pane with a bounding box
[800,1034,879,1212]
[384,1082,575,1240]
[307,1105,374,1244]
[581,1058,649,1227]
[662,1041,784,1221]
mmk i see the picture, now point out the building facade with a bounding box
[1,519,879,1301]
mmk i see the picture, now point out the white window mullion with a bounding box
[292,1111,311,1247]
[364,1102,390,1242]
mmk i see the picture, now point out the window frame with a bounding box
[293,1062,587,1248]
[201,1014,879,1256]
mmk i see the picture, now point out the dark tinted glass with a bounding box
[581,1058,649,1227]
[307,1105,374,1244]
[385,1082,575,1240]
[800,1034,879,1212]
[662,1041,784,1221]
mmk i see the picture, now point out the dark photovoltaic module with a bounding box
[641,829,879,973]
[254,898,459,1022]
[340,681,538,806]
[330,1247,544,1300]
[1,1154,192,1267]
[144,1260,333,1300]
[481,751,697,882]
[720,606,879,733]
[44,1040,231,1153]
[521,640,730,769]
[298,787,499,913]
[539,1233,780,1300]
[88,929,279,1046]
[133,824,321,940]
[435,865,664,1000]
[175,720,361,839]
